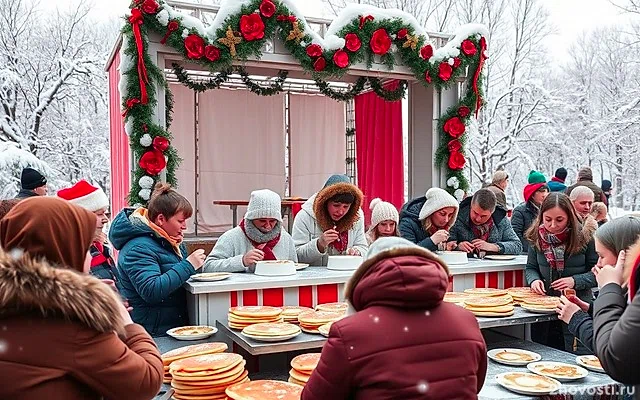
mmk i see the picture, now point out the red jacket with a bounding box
[302,255,487,400]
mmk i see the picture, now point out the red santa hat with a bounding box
[57,180,109,212]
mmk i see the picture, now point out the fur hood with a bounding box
[312,182,363,233]
[0,251,125,335]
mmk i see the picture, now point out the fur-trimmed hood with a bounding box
[0,251,125,335]
[310,182,363,233]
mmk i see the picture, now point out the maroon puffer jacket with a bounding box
[302,254,487,400]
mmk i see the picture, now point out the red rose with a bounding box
[333,50,349,68]
[370,29,391,55]
[259,0,276,18]
[453,57,461,68]
[448,151,466,170]
[306,44,322,58]
[443,117,466,138]
[447,139,462,153]
[314,57,326,71]
[345,33,361,52]
[141,0,159,14]
[184,34,205,59]
[420,44,433,60]
[458,106,471,118]
[139,150,167,175]
[240,14,265,41]
[461,39,477,56]
[397,28,408,39]
[168,21,179,31]
[152,136,170,152]
[424,71,432,83]
[439,62,453,81]
[204,45,220,62]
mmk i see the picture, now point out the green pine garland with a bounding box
[172,63,231,92]
[121,0,488,203]
[237,67,288,96]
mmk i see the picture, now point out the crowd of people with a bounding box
[0,165,638,399]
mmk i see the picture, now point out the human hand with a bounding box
[556,295,581,324]
[595,250,625,288]
[187,249,206,270]
[100,279,117,292]
[445,241,457,251]
[346,248,360,256]
[431,230,450,245]
[567,295,589,312]
[458,241,475,253]
[242,249,265,267]
[531,280,546,295]
[115,297,134,326]
[551,277,575,291]
[471,239,499,253]
[318,229,340,249]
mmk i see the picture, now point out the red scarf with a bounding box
[239,220,280,261]
[538,225,569,271]
[90,241,112,268]
[471,218,494,241]
[329,231,349,253]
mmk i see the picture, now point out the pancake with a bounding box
[532,363,583,378]
[225,380,303,400]
[317,322,332,336]
[300,326,320,334]
[464,295,513,308]
[468,308,515,317]
[315,302,348,313]
[162,343,228,365]
[172,371,249,392]
[521,296,561,309]
[288,376,306,386]
[494,350,537,362]
[171,326,216,336]
[298,310,344,325]
[171,363,247,386]
[229,306,283,318]
[443,292,473,303]
[501,372,559,391]
[282,306,313,316]
[464,288,508,297]
[242,322,301,337]
[291,353,321,372]
[579,356,602,369]
[170,353,243,375]
[464,304,515,313]
[289,368,312,383]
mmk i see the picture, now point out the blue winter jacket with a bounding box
[399,196,438,251]
[547,180,567,193]
[109,208,196,336]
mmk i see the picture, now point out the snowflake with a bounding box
[349,346,354,350]
[0,340,7,354]
[454,189,465,202]
[403,326,409,332]
[139,134,152,147]
[424,310,431,316]
[417,380,429,394]
[139,176,154,189]
[139,189,152,201]
[373,316,380,323]
[9,248,24,260]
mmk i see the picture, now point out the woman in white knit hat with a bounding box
[203,189,297,273]
[399,188,460,252]
[366,198,400,245]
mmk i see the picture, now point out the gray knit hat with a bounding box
[244,189,282,221]
[418,188,460,221]
[323,174,351,188]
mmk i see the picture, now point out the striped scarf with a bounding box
[538,225,569,271]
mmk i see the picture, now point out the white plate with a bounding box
[241,330,301,342]
[521,305,557,314]
[488,348,542,366]
[166,326,218,341]
[190,272,232,282]
[576,356,605,373]
[295,263,309,270]
[495,372,562,396]
[484,255,516,261]
[528,361,589,381]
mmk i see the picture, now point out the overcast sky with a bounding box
[44,0,628,62]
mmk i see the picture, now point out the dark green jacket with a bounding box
[511,201,538,254]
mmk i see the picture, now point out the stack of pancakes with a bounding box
[226,380,303,400]
[463,294,515,317]
[443,292,474,306]
[298,310,344,333]
[464,288,509,297]
[227,306,283,330]
[288,353,321,386]
[169,353,248,400]
[281,306,313,323]
[161,342,228,384]
[315,302,349,314]
[507,287,546,305]
[317,321,333,337]
[241,322,301,341]
[521,296,561,312]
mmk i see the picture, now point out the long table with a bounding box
[185,256,529,345]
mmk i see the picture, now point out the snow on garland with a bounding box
[120,0,488,204]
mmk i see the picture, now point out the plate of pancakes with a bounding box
[167,325,218,340]
[463,294,515,317]
[240,322,301,342]
[161,342,228,384]
[315,302,349,314]
[520,296,561,314]
[297,310,344,333]
[576,355,605,373]
[527,361,589,381]
[464,288,509,297]
[281,306,313,323]
[443,292,474,306]
[289,353,321,386]
[227,306,284,330]
[318,322,333,337]
[496,372,562,395]
[488,348,542,366]
[190,272,232,282]
[226,380,303,400]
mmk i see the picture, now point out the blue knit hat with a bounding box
[323,174,351,188]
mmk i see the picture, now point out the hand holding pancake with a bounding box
[243,248,265,267]
[530,280,546,295]
[556,296,580,323]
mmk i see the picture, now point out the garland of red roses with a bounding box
[121,0,488,203]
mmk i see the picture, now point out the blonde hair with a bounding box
[148,183,193,222]
[492,171,509,185]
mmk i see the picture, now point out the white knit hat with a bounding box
[369,198,399,228]
[57,180,109,212]
[418,188,460,221]
[244,189,282,221]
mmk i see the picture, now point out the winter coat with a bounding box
[486,184,507,209]
[524,234,598,303]
[203,226,297,273]
[566,180,606,203]
[301,253,487,400]
[547,179,567,193]
[14,189,38,199]
[292,184,368,266]
[0,252,163,400]
[89,242,121,288]
[449,197,523,255]
[567,306,595,353]
[398,196,438,251]
[109,208,196,336]
[511,201,538,254]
